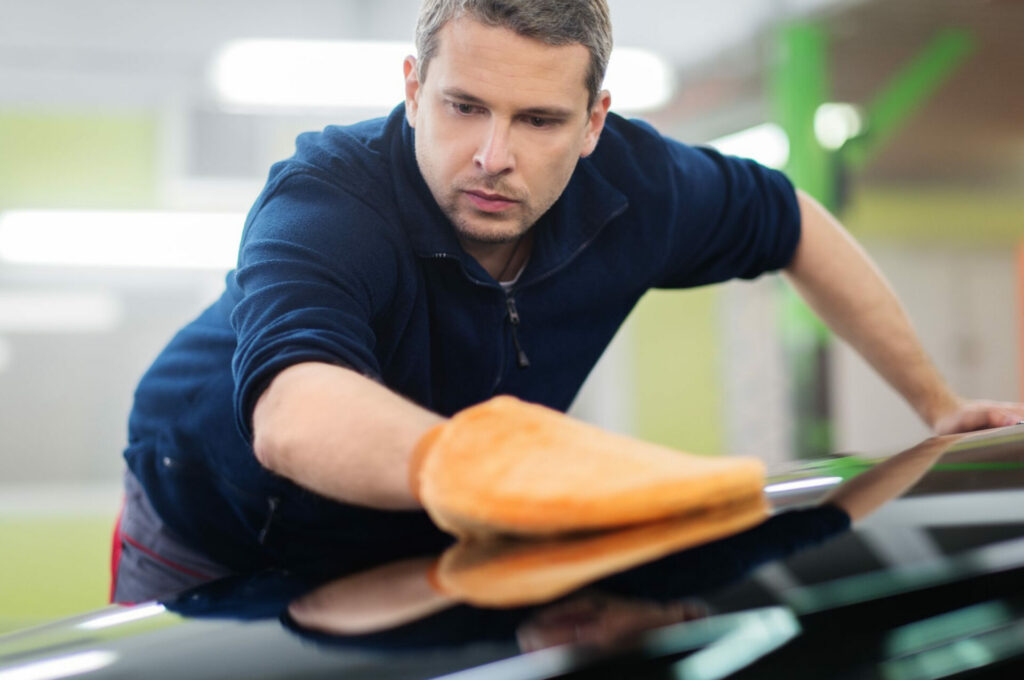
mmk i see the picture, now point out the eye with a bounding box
[452,102,478,115]
[523,115,561,129]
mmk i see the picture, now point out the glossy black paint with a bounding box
[4,426,1024,679]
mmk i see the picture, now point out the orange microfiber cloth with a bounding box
[434,494,769,607]
[410,396,766,539]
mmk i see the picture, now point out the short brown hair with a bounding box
[415,0,612,109]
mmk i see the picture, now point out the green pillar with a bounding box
[773,22,835,458]
[774,23,835,209]
[844,30,974,170]
[770,23,974,458]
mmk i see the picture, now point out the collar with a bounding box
[391,105,629,286]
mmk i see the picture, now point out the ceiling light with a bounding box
[0,210,244,270]
[815,103,863,151]
[211,39,413,111]
[708,123,790,169]
[603,48,676,113]
[209,40,675,114]
[0,291,122,333]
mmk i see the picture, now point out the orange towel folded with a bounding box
[410,396,766,539]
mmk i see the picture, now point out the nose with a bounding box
[473,120,515,176]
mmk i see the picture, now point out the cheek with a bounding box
[529,141,581,191]
[417,126,454,180]
[424,120,477,173]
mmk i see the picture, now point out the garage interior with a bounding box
[0,0,1021,630]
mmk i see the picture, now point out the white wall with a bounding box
[831,244,1019,453]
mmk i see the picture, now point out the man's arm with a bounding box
[784,190,1024,434]
[252,362,443,510]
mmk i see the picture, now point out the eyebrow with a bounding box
[441,87,575,119]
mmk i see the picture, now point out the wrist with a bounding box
[918,390,964,431]
[408,422,448,503]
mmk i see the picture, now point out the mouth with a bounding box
[464,190,519,213]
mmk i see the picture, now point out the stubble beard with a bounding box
[442,191,536,246]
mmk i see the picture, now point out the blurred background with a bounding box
[1,0,1021,630]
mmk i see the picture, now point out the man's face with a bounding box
[404,18,610,247]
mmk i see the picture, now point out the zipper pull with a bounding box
[505,296,531,369]
[258,496,280,545]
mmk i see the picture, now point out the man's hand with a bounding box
[412,396,766,538]
[932,399,1024,435]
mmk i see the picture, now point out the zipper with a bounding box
[427,205,630,390]
[430,251,529,368]
[504,294,531,369]
[258,496,280,545]
[490,203,629,381]
[428,253,511,393]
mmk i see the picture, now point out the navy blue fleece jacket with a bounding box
[124,104,801,570]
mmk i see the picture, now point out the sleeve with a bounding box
[228,170,401,443]
[651,135,802,289]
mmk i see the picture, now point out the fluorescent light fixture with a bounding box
[210,39,674,114]
[765,476,843,495]
[211,39,413,110]
[708,123,790,169]
[604,48,675,113]
[0,291,122,333]
[0,651,118,680]
[76,604,167,631]
[815,102,863,150]
[0,210,244,270]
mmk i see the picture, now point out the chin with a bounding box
[452,216,529,246]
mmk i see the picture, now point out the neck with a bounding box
[462,232,533,281]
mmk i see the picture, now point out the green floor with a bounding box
[0,516,114,635]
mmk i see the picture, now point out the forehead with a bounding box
[428,17,591,110]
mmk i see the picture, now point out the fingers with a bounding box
[978,405,1023,429]
[937,404,1024,435]
[995,410,1024,427]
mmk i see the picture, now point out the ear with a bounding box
[580,90,612,158]
[404,56,421,128]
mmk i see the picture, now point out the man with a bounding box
[111,0,1024,602]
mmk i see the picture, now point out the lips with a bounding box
[464,190,519,213]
